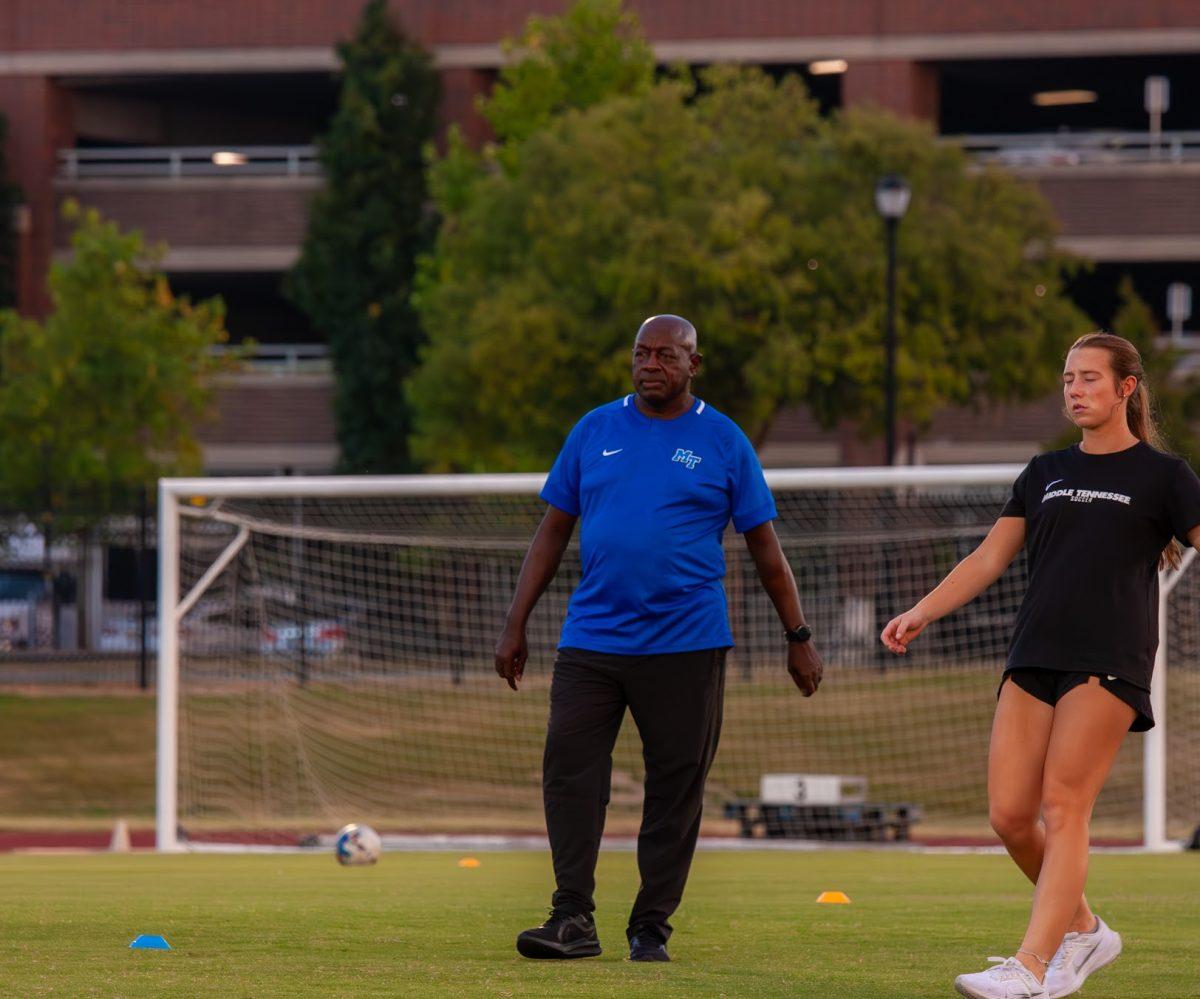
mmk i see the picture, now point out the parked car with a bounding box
[98,609,158,653]
[102,586,358,659]
[0,570,50,650]
[259,619,349,656]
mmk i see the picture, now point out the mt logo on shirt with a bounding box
[672,449,702,470]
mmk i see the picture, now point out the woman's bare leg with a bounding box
[1014,679,1134,979]
[988,680,1097,945]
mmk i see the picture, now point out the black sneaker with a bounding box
[516,912,601,959]
[629,935,669,962]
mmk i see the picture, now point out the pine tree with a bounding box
[286,0,439,472]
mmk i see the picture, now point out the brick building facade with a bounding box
[3,1,1199,469]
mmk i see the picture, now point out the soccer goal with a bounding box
[156,468,1199,852]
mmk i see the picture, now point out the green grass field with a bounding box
[9,671,1200,840]
[3,850,1197,997]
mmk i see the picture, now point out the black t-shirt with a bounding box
[1000,441,1200,689]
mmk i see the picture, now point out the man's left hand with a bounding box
[787,641,823,697]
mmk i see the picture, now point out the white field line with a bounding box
[175,834,1184,856]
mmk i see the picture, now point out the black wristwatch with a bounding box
[784,623,812,644]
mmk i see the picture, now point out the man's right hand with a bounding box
[494,624,528,691]
[787,641,824,697]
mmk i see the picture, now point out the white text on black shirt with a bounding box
[1042,487,1132,505]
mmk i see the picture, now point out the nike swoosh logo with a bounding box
[602,448,623,457]
[1045,479,1064,491]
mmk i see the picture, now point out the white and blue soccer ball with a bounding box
[334,823,382,866]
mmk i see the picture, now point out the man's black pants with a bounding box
[542,646,727,945]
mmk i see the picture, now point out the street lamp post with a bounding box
[1168,282,1192,343]
[874,174,911,466]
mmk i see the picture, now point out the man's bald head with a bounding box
[631,314,702,415]
[635,314,698,353]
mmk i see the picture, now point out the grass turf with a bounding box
[2,850,1197,997]
[8,672,1199,838]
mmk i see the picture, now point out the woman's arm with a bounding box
[880,516,1026,655]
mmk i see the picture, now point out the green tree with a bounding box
[484,0,654,146]
[0,115,22,308]
[410,60,1086,471]
[0,200,231,523]
[430,0,654,218]
[286,0,439,473]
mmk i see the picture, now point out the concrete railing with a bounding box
[956,130,1200,167]
[211,342,330,374]
[59,145,320,180]
[60,131,1200,181]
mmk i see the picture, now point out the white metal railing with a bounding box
[957,129,1200,167]
[211,342,330,374]
[58,145,320,181]
[60,131,1200,180]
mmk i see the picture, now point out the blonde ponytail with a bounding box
[1068,333,1181,570]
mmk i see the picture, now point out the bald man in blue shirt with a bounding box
[495,314,823,963]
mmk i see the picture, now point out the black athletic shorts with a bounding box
[999,668,1154,733]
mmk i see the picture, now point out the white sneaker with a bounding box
[954,957,1047,999]
[1044,917,1122,998]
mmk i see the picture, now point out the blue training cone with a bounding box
[129,934,171,950]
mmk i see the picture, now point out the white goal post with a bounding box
[156,467,1194,852]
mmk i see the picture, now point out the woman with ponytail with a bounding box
[882,333,1200,999]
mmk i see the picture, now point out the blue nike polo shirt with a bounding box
[539,394,777,655]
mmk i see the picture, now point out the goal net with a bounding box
[157,468,1198,850]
